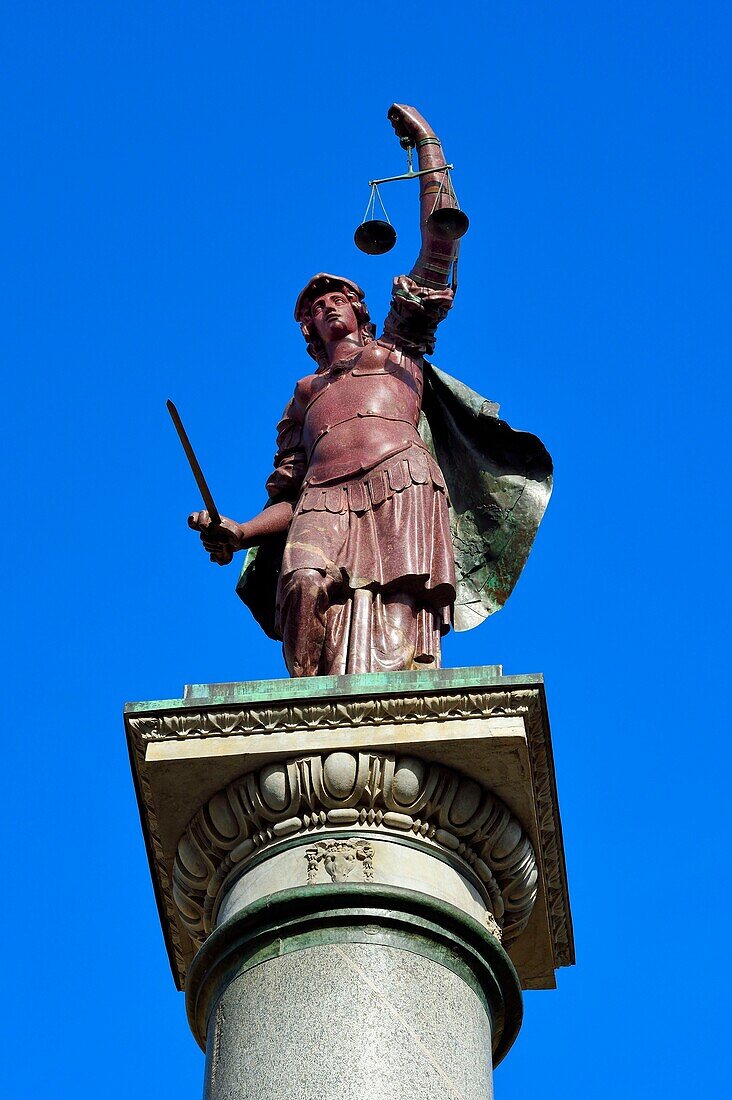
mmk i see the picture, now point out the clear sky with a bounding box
[3,2,730,1096]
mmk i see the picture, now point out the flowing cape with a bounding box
[235,363,553,638]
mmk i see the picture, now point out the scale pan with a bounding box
[427,207,470,241]
[354,219,397,255]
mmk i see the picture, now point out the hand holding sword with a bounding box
[187,512,242,566]
[167,400,295,566]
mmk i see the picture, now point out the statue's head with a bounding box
[295,273,375,369]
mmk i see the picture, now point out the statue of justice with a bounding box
[183,104,553,678]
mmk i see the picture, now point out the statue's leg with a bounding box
[321,590,422,675]
[320,588,374,676]
[320,589,443,676]
[415,606,443,667]
[345,588,374,675]
[279,568,334,678]
[368,595,444,672]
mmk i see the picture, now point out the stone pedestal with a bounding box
[125,665,573,1098]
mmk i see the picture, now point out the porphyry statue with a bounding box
[187,104,552,677]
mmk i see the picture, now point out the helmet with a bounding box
[294,273,366,322]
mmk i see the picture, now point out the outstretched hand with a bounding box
[187,510,242,566]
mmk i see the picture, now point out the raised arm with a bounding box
[387,104,459,289]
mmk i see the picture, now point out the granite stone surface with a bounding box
[206,941,493,1100]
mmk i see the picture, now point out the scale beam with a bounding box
[368,163,454,187]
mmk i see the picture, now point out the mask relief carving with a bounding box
[306,839,375,884]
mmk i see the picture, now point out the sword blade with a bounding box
[166,400,221,526]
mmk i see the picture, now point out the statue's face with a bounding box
[309,290,359,344]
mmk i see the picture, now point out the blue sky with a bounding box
[3,2,730,1095]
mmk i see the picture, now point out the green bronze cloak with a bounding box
[236,363,552,638]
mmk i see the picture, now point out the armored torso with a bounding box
[300,340,425,485]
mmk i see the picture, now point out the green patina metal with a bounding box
[217,923,493,1023]
[420,365,552,631]
[124,662,543,713]
[186,882,523,1065]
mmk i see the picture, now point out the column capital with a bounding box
[125,667,574,992]
[173,749,537,944]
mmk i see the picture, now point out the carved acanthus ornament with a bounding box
[172,750,537,950]
[130,688,538,743]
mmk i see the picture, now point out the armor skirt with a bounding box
[275,444,455,676]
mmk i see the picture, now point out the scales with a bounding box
[354,141,469,255]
